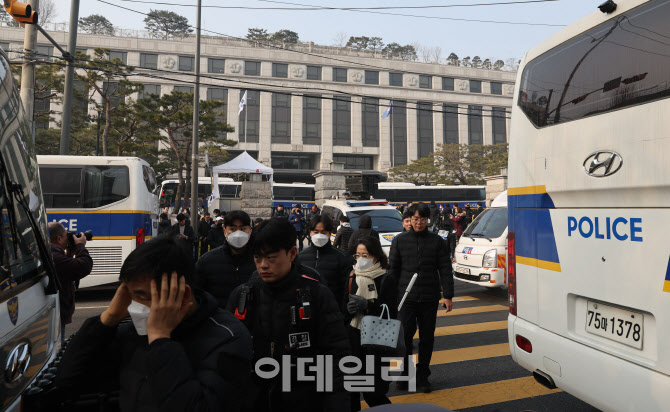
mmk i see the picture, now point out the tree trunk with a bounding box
[175,156,185,211]
[102,100,111,156]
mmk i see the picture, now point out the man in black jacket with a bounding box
[54,236,252,412]
[272,204,288,219]
[207,217,226,249]
[333,215,354,253]
[194,211,255,308]
[171,213,195,256]
[49,222,94,343]
[157,213,172,236]
[299,215,352,312]
[389,202,454,393]
[227,218,350,412]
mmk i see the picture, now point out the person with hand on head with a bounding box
[288,205,307,252]
[194,211,256,308]
[333,215,354,253]
[226,218,350,412]
[389,203,454,394]
[54,237,252,412]
[207,216,226,249]
[346,236,397,411]
[49,222,93,343]
[299,215,352,312]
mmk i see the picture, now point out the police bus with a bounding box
[375,182,485,208]
[37,156,159,288]
[0,47,60,409]
[159,178,315,210]
[508,1,670,410]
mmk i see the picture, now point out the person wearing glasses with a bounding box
[388,203,454,394]
[346,236,398,411]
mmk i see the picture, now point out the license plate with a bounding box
[585,301,643,349]
[455,267,470,275]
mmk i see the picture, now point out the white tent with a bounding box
[211,151,273,177]
[209,152,273,206]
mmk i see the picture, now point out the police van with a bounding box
[508,1,670,410]
[453,191,507,288]
[0,48,60,409]
[321,199,403,255]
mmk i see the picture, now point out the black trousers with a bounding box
[348,326,391,411]
[296,231,305,252]
[398,300,438,378]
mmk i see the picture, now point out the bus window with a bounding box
[82,166,130,208]
[39,167,82,208]
[142,165,156,193]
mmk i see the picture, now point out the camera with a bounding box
[598,0,617,14]
[67,230,93,249]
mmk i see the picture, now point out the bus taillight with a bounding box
[508,231,517,316]
[136,227,145,247]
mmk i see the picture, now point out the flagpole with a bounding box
[244,90,248,144]
[390,100,394,169]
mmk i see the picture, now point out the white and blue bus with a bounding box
[37,156,159,288]
[159,178,316,210]
[375,182,486,208]
[508,1,670,410]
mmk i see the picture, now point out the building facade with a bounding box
[0,26,516,183]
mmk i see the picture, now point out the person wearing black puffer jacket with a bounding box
[389,202,454,394]
[207,217,226,249]
[348,214,380,253]
[194,211,256,308]
[299,215,352,312]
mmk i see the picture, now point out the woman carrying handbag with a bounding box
[345,236,398,411]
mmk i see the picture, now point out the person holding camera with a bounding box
[48,222,94,343]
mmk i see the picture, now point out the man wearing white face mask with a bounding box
[54,236,252,411]
[298,215,352,313]
[194,211,256,308]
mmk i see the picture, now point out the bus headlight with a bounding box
[483,249,497,268]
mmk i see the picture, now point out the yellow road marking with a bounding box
[437,304,508,317]
[452,296,478,302]
[414,321,507,338]
[390,343,510,370]
[363,376,561,410]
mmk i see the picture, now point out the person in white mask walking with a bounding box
[193,211,256,308]
[54,236,252,411]
[346,236,398,411]
[298,215,352,312]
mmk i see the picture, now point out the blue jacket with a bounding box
[288,211,306,232]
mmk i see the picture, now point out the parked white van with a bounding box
[453,191,508,288]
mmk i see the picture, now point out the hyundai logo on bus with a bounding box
[568,216,642,242]
[583,150,623,177]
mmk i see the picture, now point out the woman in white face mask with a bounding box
[346,236,397,410]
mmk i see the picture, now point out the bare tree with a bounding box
[504,57,520,71]
[39,0,57,24]
[432,46,442,64]
[333,32,348,48]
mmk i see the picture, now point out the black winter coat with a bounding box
[388,228,454,302]
[207,225,226,249]
[226,266,350,412]
[298,243,352,312]
[157,220,172,236]
[197,218,211,239]
[170,223,195,252]
[194,243,256,308]
[429,204,439,224]
[55,290,252,412]
[344,271,398,322]
[52,244,93,324]
[333,224,354,253]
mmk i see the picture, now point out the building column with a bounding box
[407,101,418,162]
[433,103,443,153]
[321,95,334,170]
[228,89,241,142]
[458,104,470,145]
[483,105,493,145]
[379,99,392,171]
[291,95,303,146]
[351,96,363,149]
[259,91,272,165]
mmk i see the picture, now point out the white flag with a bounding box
[238,91,247,115]
[208,182,220,207]
[204,149,209,169]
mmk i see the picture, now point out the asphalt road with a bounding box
[67,280,601,412]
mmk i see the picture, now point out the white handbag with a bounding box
[360,304,404,355]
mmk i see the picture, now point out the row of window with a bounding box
[269,153,374,171]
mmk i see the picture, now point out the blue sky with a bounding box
[55,0,600,63]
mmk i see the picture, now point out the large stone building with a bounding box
[0,25,516,183]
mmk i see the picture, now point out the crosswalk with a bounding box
[362,286,600,411]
